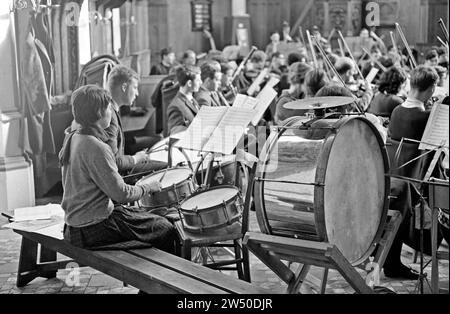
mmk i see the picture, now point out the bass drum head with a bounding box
[316,117,388,265]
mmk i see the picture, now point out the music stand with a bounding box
[388,137,447,294]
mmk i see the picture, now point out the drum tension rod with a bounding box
[254,177,325,187]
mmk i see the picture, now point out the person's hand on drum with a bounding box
[133,150,150,164]
[139,180,162,194]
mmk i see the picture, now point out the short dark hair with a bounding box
[305,69,329,97]
[289,62,313,85]
[107,65,139,92]
[200,61,221,81]
[378,66,407,95]
[335,57,354,75]
[287,52,306,65]
[220,62,233,74]
[410,65,439,92]
[315,84,353,97]
[182,50,196,60]
[250,50,267,64]
[176,64,201,87]
[160,47,173,58]
[425,49,438,61]
[72,85,112,127]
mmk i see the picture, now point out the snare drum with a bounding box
[179,186,244,233]
[136,167,195,209]
[254,116,389,266]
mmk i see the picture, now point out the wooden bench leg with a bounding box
[242,244,251,283]
[39,245,57,279]
[16,237,39,287]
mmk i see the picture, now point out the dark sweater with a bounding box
[61,134,147,227]
[368,92,404,118]
[388,105,430,141]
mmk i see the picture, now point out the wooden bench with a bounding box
[11,220,269,294]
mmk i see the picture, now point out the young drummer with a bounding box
[59,85,176,252]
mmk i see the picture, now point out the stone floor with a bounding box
[0,193,448,295]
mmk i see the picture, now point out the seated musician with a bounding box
[334,57,374,111]
[195,61,229,107]
[181,49,197,66]
[167,64,202,135]
[220,62,238,104]
[235,50,267,95]
[274,62,313,124]
[60,85,177,252]
[71,65,168,176]
[265,32,281,60]
[383,66,442,279]
[367,66,407,121]
[150,47,176,75]
[424,49,439,67]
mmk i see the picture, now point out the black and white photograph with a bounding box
[0,0,448,300]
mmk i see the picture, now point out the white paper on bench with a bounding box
[12,204,64,222]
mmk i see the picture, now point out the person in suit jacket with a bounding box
[167,65,202,135]
[195,61,230,108]
[150,48,176,75]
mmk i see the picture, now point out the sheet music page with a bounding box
[233,94,258,109]
[251,86,278,126]
[175,106,228,151]
[265,76,280,89]
[365,67,379,84]
[419,103,449,150]
[247,68,269,96]
[202,107,256,155]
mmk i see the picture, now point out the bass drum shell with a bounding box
[254,116,389,266]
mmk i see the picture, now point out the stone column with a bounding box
[0,2,35,212]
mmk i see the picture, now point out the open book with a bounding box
[419,102,449,151]
[174,106,256,155]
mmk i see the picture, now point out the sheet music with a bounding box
[202,107,256,155]
[247,68,269,96]
[175,107,228,151]
[233,94,258,109]
[365,67,379,84]
[265,76,280,89]
[251,86,278,126]
[419,103,449,150]
[11,204,64,222]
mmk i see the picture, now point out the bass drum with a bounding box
[254,116,389,266]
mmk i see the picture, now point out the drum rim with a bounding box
[179,185,241,212]
[136,166,193,191]
[255,115,390,266]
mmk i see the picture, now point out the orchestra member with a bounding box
[59,85,176,253]
[281,21,293,43]
[235,50,267,95]
[150,47,176,75]
[195,61,229,107]
[181,50,197,66]
[424,49,439,67]
[367,67,407,120]
[167,65,202,135]
[384,66,442,279]
[274,62,313,124]
[265,32,281,60]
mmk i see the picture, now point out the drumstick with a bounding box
[337,30,365,81]
[158,168,169,183]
